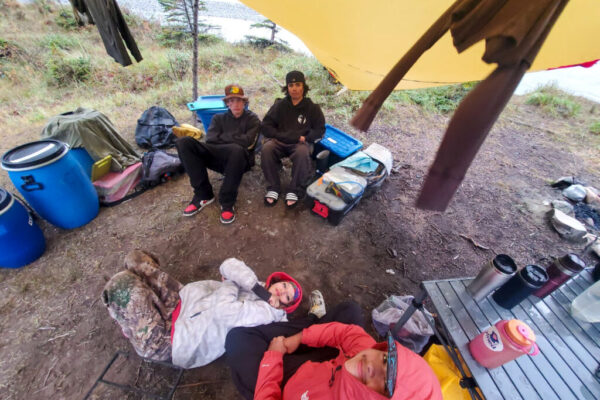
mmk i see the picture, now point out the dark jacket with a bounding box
[261,97,325,144]
[206,109,261,165]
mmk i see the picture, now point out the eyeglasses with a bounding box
[385,332,398,398]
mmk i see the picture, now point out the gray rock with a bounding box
[562,184,587,202]
[551,199,575,216]
[551,209,587,242]
[585,187,600,212]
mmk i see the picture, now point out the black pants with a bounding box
[225,301,365,400]
[175,137,249,208]
[260,139,312,196]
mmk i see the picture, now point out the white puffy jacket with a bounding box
[171,258,287,368]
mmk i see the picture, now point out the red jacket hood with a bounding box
[265,271,303,313]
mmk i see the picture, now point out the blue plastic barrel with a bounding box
[0,188,45,268]
[70,147,95,178]
[1,140,99,229]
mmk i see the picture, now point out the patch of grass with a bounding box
[38,33,79,50]
[165,49,191,80]
[46,53,92,86]
[525,85,581,118]
[401,82,476,114]
[54,7,78,30]
[589,121,600,135]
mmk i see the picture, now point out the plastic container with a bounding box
[467,254,517,301]
[469,319,539,369]
[492,265,548,309]
[187,95,228,132]
[0,188,45,268]
[315,124,363,166]
[306,167,366,225]
[91,155,112,182]
[2,140,99,229]
[70,147,95,178]
[533,254,585,298]
[570,280,600,323]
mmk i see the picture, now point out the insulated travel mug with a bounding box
[492,265,548,309]
[467,254,517,301]
[533,253,585,298]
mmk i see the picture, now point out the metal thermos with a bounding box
[533,254,585,298]
[492,265,549,309]
[467,254,517,301]
[315,150,330,176]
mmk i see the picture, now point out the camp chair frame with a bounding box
[390,287,483,400]
[82,351,184,400]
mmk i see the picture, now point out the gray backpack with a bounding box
[140,150,184,188]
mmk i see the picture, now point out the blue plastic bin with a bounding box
[187,95,227,132]
[1,140,99,229]
[316,124,363,166]
[70,147,95,178]
[0,188,45,268]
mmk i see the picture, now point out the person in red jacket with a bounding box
[225,302,442,400]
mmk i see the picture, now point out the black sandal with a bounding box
[264,191,279,207]
[285,192,299,208]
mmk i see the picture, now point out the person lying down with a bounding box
[101,249,302,368]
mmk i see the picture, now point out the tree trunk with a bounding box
[192,0,199,103]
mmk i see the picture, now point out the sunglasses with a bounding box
[385,332,398,397]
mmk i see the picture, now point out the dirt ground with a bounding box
[1,95,599,400]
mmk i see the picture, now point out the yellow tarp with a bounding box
[240,0,600,90]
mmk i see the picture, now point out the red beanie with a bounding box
[265,271,303,313]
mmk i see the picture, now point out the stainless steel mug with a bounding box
[467,254,517,301]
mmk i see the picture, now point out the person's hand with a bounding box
[268,294,280,309]
[268,336,287,354]
[299,136,306,143]
[283,332,302,354]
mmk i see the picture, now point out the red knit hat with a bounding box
[265,271,303,313]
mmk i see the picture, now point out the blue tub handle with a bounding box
[20,175,44,192]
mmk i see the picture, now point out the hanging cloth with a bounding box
[69,0,143,66]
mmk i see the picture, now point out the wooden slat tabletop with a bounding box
[423,268,600,400]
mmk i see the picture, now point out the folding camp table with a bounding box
[392,268,600,399]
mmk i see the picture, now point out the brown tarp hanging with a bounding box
[352,0,569,211]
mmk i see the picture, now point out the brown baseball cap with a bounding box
[224,84,248,101]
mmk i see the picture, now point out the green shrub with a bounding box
[46,54,91,86]
[39,34,79,50]
[402,82,476,114]
[157,28,190,48]
[525,86,581,118]
[590,121,600,135]
[55,8,78,30]
[165,49,190,80]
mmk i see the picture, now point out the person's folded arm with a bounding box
[305,106,325,143]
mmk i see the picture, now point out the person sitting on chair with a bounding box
[176,84,260,224]
[261,70,325,208]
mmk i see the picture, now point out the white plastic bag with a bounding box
[372,295,434,353]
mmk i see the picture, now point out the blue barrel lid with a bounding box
[1,139,68,171]
[0,187,11,213]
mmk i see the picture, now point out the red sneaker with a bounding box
[182,197,214,217]
[220,207,235,224]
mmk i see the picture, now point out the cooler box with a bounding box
[1,140,99,229]
[187,95,227,132]
[0,188,46,268]
[306,167,367,226]
[315,124,363,166]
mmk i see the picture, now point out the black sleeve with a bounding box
[261,101,280,139]
[305,103,326,143]
[239,112,261,149]
[252,283,272,302]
